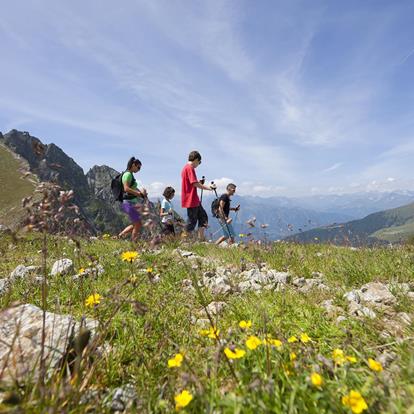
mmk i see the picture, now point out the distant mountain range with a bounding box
[1,129,413,243]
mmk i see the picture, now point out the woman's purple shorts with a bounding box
[121,201,141,223]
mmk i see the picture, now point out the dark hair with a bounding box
[127,156,142,170]
[227,183,237,191]
[163,186,175,199]
[188,151,201,162]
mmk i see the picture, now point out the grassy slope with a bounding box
[0,144,36,228]
[1,235,414,412]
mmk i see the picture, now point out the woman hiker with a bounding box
[118,157,148,241]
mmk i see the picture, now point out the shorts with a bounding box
[219,219,235,239]
[186,205,208,232]
[121,201,141,224]
[162,223,175,235]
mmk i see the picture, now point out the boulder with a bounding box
[0,304,97,385]
[205,301,227,316]
[359,282,396,306]
[50,258,73,276]
[9,265,39,281]
[110,384,138,412]
[0,279,10,296]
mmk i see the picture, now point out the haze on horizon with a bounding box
[1,0,413,197]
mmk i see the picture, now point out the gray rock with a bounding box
[9,265,39,281]
[0,303,97,385]
[205,301,227,316]
[377,352,397,368]
[292,277,306,288]
[50,258,73,276]
[0,279,10,296]
[110,384,137,412]
[0,225,11,234]
[359,282,396,306]
[343,290,360,303]
[267,271,290,285]
[348,301,376,319]
[321,300,343,316]
[336,316,347,323]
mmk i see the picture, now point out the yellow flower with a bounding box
[263,337,283,348]
[346,355,358,363]
[174,390,193,411]
[199,326,220,339]
[368,358,383,372]
[300,333,311,343]
[168,353,184,368]
[310,372,323,388]
[332,348,346,365]
[239,233,245,238]
[342,390,368,414]
[246,335,262,350]
[288,336,298,343]
[102,233,111,240]
[290,352,297,361]
[121,251,139,263]
[224,347,246,359]
[239,320,252,329]
[78,268,86,274]
[85,293,101,307]
[146,267,153,273]
[283,364,293,376]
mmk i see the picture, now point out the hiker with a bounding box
[215,183,240,245]
[118,157,147,241]
[181,150,216,240]
[160,186,176,236]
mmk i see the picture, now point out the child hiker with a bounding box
[160,186,176,235]
[215,183,240,245]
[181,150,216,240]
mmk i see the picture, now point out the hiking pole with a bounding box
[200,176,206,204]
[211,181,232,239]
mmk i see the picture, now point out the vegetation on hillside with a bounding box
[1,232,414,413]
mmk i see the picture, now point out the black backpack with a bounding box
[111,172,125,202]
[211,198,220,218]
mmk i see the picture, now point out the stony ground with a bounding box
[0,231,414,413]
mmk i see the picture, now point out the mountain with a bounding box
[285,201,414,245]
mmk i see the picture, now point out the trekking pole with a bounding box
[211,181,232,238]
[200,176,206,204]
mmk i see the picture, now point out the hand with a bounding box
[235,204,240,211]
[141,188,148,197]
[226,217,232,224]
[210,183,217,190]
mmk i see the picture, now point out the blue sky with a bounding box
[1,0,414,197]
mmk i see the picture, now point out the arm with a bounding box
[192,181,215,191]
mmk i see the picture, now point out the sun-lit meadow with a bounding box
[1,233,414,413]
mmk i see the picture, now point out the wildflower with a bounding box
[341,390,368,414]
[300,333,311,343]
[310,372,323,388]
[239,233,245,238]
[199,326,220,339]
[224,347,246,359]
[129,275,138,284]
[102,233,111,240]
[168,353,184,368]
[85,293,101,307]
[263,336,283,348]
[146,267,153,273]
[121,251,139,263]
[290,352,297,361]
[245,335,262,350]
[174,390,193,411]
[78,268,86,274]
[239,320,252,329]
[283,364,293,376]
[288,336,298,343]
[368,358,383,372]
[346,355,358,363]
[332,348,346,365]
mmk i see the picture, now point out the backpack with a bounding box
[111,172,125,202]
[211,198,220,218]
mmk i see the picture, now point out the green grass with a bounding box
[1,234,414,413]
[0,144,36,228]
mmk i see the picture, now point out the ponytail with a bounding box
[127,156,142,170]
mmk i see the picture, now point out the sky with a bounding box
[1,0,414,197]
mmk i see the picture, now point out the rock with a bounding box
[397,312,412,326]
[9,265,39,281]
[0,279,10,296]
[0,303,97,385]
[110,384,138,412]
[205,301,227,316]
[180,250,194,258]
[359,282,396,306]
[321,300,343,316]
[348,301,376,319]
[336,316,347,323]
[267,271,290,285]
[0,225,11,234]
[343,290,360,303]
[50,258,73,276]
[292,277,306,288]
[408,292,414,300]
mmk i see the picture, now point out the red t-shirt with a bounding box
[181,163,200,208]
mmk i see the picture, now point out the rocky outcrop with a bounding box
[86,165,119,202]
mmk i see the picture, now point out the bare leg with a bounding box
[118,224,134,238]
[215,236,227,245]
[131,222,142,242]
[198,227,206,241]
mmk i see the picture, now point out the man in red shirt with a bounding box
[181,150,216,240]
